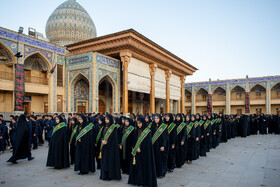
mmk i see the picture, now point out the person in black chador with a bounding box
[205,114,212,152]
[119,117,134,174]
[128,116,157,187]
[74,114,96,175]
[211,114,218,149]
[96,115,105,169]
[69,117,78,165]
[46,115,69,169]
[100,114,121,180]
[175,113,187,168]
[165,113,176,172]
[200,114,208,157]
[194,113,201,160]
[186,115,196,164]
[151,114,168,179]
[259,113,267,135]
[7,115,34,164]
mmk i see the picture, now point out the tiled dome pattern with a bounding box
[45,0,97,46]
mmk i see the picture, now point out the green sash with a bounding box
[204,120,211,129]
[168,122,176,134]
[52,122,66,135]
[148,122,152,129]
[152,123,168,144]
[96,126,103,143]
[194,121,200,128]
[176,122,186,135]
[186,122,194,135]
[76,123,94,143]
[120,126,134,159]
[70,125,78,142]
[100,124,117,150]
[211,119,216,125]
[121,126,135,145]
[131,127,151,165]
[199,120,204,126]
[115,124,120,128]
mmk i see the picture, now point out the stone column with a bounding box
[180,76,185,113]
[149,64,157,114]
[226,83,231,114]
[165,70,171,113]
[120,51,132,113]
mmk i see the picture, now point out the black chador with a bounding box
[46,115,69,169]
[119,118,134,174]
[211,114,218,149]
[221,114,228,142]
[200,115,208,157]
[74,115,96,175]
[69,117,78,165]
[186,115,196,163]
[165,113,177,172]
[258,114,267,135]
[7,115,33,164]
[175,114,187,168]
[96,115,105,169]
[194,113,201,160]
[128,116,157,187]
[100,114,121,180]
[205,114,212,152]
[151,114,168,178]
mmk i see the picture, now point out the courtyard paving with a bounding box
[0,134,279,187]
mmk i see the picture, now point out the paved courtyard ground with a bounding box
[0,134,279,187]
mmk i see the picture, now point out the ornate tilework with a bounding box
[229,83,246,91]
[194,86,209,93]
[0,38,18,55]
[24,45,53,65]
[249,82,267,91]
[211,84,226,92]
[0,27,65,54]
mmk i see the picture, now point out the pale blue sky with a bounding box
[1,0,279,82]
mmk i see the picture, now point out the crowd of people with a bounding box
[0,112,280,187]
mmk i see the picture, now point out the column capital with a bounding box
[120,51,132,70]
[165,70,172,81]
[180,76,186,85]
[149,63,157,77]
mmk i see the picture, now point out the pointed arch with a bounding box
[0,40,16,63]
[271,82,280,91]
[230,85,246,92]
[212,86,226,94]
[195,87,208,95]
[250,84,266,92]
[24,51,52,70]
[70,72,89,87]
[98,73,117,88]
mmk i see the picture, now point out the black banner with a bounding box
[15,64,25,111]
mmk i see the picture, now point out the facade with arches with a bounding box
[184,76,280,115]
[0,26,196,116]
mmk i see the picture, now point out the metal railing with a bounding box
[0,71,14,80]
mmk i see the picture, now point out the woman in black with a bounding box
[119,117,134,174]
[96,115,105,169]
[186,115,196,164]
[151,114,168,178]
[175,113,187,168]
[100,114,121,180]
[200,115,207,157]
[46,115,69,169]
[69,117,78,165]
[74,115,96,175]
[165,113,176,172]
[7,114,33,164]
[128,116,157,187]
